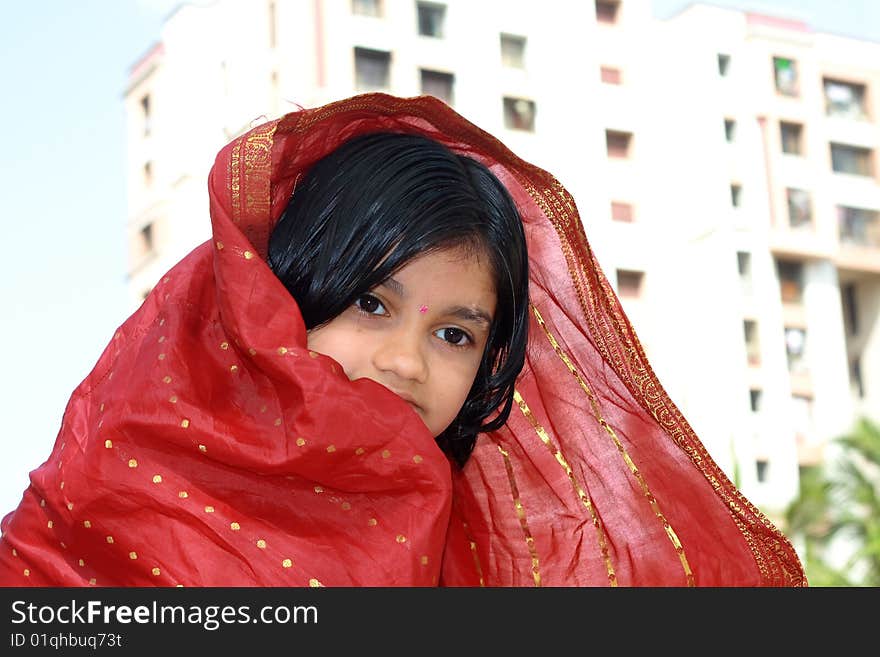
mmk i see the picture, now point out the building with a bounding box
[124,0,607,309]
[641,3,880,521]
[124,0,880,528]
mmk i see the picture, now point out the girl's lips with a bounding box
[391,389,422,412]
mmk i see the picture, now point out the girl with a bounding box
[0,94,806,586]
[268,131,529,468]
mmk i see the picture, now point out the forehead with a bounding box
[387,246,497,307]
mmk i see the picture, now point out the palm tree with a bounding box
[784,417,880,586]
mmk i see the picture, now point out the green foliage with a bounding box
[784,417,880,587]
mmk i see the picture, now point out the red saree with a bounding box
[0,94,806,586]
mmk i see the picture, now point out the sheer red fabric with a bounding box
[0,94,806,586]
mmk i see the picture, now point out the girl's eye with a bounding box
[435,327,471,347]
[354,294,387,316]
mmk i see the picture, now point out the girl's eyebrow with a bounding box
[447,306,493,328]
[378,278,493,327]
[379,276,405,297]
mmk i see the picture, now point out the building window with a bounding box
[837,206,880,248]
[786,188,812,229]
[773,56,799,96]
[780,121,803,155]
[616,270,643,299]
[143,161,153,187]
[352,0,382,17]
[823,78,868,120]
[420,69,454,105]
[141,94,151,137]
[717,53,731,77]
[730,183,742,208]
[600,66,622,85]
[417,2,445,38]
[830,143,874,177]
[737,251,751,277]
[785,327,807,374]
[140,222,154,254]
[354,47,390,91]
[500,34,526,69]
[595,0,620,24]
[749,388,762,413]
[851,358,865,398]
[737,251,752,292]
[724,118,736,143]
[756,459,769,483]
[842,283,859,336]
[777,260,804,304]
[611,201,634,222]
[744,319,760,365]
[606,130,632,158]
[502,97,536,131]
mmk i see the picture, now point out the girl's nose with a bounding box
[372,328,428,383]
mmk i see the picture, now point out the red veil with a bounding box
[0,94,806,586]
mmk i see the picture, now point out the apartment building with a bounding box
[637,4,879,519]
[123,0,879,524]
[124,0,610,307]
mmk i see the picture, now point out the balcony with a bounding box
[836,206,880,273]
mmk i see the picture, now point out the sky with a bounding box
[0,0,877,515]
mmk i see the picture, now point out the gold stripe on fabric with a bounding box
[513,390,617,586]
[531,304,695,586]
[456,511,485,587]
[496,444,541,587]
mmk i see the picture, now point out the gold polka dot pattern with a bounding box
[0,113,460,588]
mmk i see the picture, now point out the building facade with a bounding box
[124,0,880,527]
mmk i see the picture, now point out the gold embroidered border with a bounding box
[531,304,694,586]
[513,390,617,586]
[496,443,541,587]
[230,138,242,224]
[242,124,274,216]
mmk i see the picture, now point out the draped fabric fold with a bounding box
[0,93,806,586]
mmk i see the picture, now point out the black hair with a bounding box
[267,132,529,467]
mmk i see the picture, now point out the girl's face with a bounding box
[306,245,497,437]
